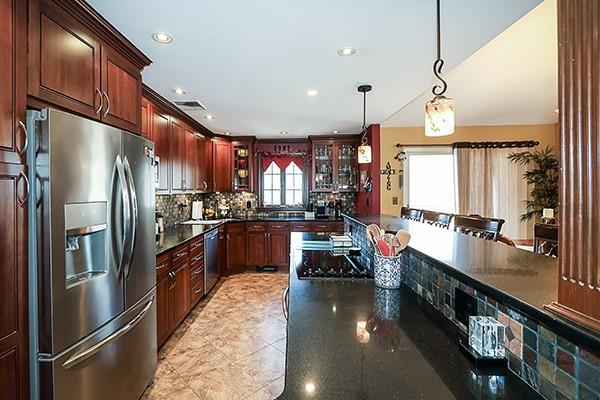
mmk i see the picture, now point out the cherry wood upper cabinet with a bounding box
[101,45,141,132]
[195,135,208,192]
[212,139,231,192]
[205,138,214,192]
[0,0,27,165]
[30,1,102,120]
[28,0,150,132]
[0,163,29,400]
[152,109,170,194]
[140,98,151,140]
[170,119,185,192]
[183,127,196,193]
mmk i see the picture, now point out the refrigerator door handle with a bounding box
[122,156,138,279]
[115,154,131,279]
[61,296,154,370]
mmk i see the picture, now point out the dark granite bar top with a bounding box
[155,215,343,255]
[278,233,542,399]
[342,214,600,350]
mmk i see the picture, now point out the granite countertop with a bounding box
[342,214,600,350]
[155,215,344,255]
[278,233,542,399]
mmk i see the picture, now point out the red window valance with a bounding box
[262,156,304,172]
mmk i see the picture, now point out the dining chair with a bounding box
[534,223,558,257]
[400,207,423,221]
[421,210,454,229]
[453,215,505,242]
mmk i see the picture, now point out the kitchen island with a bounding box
[279,233,542,399]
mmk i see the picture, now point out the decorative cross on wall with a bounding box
[380,162,397,191]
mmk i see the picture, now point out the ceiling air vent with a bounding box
[173,100,207,111]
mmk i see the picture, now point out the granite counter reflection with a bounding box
[278,238,541,399]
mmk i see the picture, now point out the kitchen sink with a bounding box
[181,219,225,225]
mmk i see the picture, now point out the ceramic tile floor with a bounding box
[143,273,289,400]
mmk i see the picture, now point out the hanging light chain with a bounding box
[431,0,448,97]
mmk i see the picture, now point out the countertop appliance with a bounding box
[191,200,203,220]
[296,249,371,279]
[27,108,157,400]
[204,228,219,293]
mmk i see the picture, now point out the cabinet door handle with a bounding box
[194,286,203,294]
[102,92,111,117]
[192,268,203,276]
[16,121,28,157]
[156,262,167,270]
[175,251,187,258]
[203,181,208,191]
[16,171,29,208]
[95,88,103,115]
[226,234,230,241]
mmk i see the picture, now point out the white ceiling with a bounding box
[88,0,542,138]
[383,0,558,127]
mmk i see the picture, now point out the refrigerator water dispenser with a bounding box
[64,202,108,288]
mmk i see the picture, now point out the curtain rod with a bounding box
[452,140,539,149]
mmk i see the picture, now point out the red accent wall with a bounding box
[356,124,381,216]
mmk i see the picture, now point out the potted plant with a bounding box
[507,146,559,222]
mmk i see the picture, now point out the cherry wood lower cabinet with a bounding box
[225,222,246,275]
[245,222,289,268]
[156,244,193,348]
[246,222,267,266]
[0,163,28,400]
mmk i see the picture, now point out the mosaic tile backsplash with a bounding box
[157,191,356,228]
[343,216,599,400]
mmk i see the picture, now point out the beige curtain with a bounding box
[454,147,532,241]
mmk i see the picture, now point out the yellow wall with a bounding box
[379,124,558,215]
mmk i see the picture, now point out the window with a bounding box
[263,162,281,206]
[260,158,306,208]
[404,147,456,213]
[285,162,303,206]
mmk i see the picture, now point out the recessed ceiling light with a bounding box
[337,47,356,57]
[280,131,288,135]
[205,114,215,120]
[151,32,173,44]
[224,131,230,135]
[306,89,319,97]
[554,108,559,114]
[172,88,186,95]
[332,130,339,134]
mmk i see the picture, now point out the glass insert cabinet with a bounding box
[311,139,358,192]
[232,140,253,192]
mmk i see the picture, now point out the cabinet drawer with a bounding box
[247,222,267,232]
[190,252,204,269]
[268,222,289,232]
[156,253,170,277]
[190,279,205,305]
[290,222,311,232]
[312,223,334,232]
[190,265,204,288]
[171,243,189,266]
[189,236,204,256]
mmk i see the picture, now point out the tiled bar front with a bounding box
[343,216,599,400]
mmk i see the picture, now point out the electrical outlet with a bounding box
[392,197,399,205]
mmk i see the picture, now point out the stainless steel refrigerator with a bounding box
[27,108,157,400]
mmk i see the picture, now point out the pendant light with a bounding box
[357,84,373,164]
[425,0,454,137]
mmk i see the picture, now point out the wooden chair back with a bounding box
[400,207,423,221]
[421,210,454,229]
[453,215,505,242]
[534,223,558,257]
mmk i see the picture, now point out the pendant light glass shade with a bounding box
[425,95,454,137]
[357,143,372,164]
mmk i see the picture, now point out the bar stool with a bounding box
[400,207,423,222]
[534,223,558,257]
[421,210,454,229]
[453,215,505,242]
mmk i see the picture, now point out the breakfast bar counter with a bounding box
[278,233,542,399]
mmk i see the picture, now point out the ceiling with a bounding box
[383,0,558,128]
[88,0,542,138]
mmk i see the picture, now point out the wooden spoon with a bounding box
[394,230,411,254]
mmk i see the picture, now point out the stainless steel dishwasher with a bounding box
[204,228,219,294]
